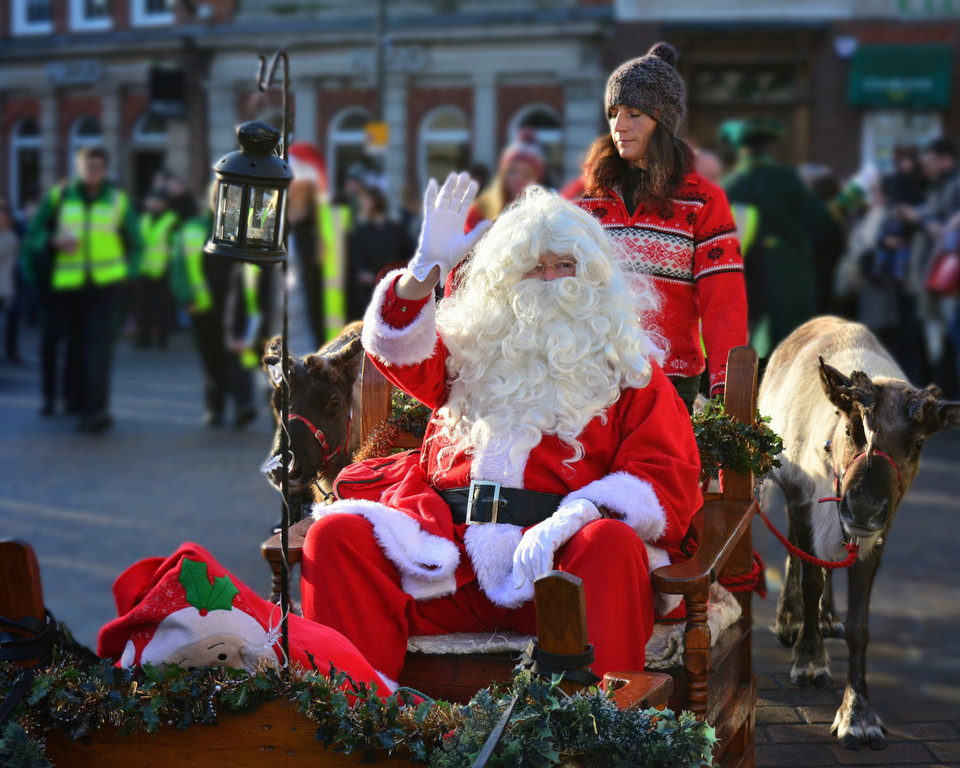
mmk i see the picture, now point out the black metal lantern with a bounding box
[204,120,292,265]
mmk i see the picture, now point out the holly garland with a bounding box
[691,397,783,484]
[1,641,716,767]
[356,391,783,487]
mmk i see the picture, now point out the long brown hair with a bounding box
[582,124,694,215]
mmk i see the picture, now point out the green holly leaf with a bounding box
[178,558,240,612]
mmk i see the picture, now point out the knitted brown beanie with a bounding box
[605,42,686,137]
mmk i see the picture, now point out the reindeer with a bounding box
[758,316,960,750]
[262,322,365,526]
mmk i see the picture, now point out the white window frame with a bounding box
[327,106,371,192]
[131,112,168,148]
[69,115,104,175]
[861,110,943,175]
[70,0,113,31]
[130,0,175,27]
[8,117,42,215]
[11,0,54,35]
[418,105,470,188]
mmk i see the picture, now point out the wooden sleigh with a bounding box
[2,347,759,767]
[261,345,761,768]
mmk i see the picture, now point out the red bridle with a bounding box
[287,411,352,473]
[818,448,905,508]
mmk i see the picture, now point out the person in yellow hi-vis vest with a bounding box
[21,146,142,433]
[135,187,178,350]
[170,194,257,429]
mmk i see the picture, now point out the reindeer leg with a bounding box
[819,570,845,638]
[775,490,809,647]
[775,551,803,646]
[790,558,831,687]
[833,547,886,750]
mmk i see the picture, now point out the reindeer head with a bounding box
[262,322,364,499]
[819,357,960,543]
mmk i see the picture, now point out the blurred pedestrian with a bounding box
[171,187,257,428]
[694,148,724,184]
[21,146,142,431]
[467,129,546,233]
[0,201,22,364]
[346,184,415,320]
[134,187,178,349]
[723,117,837,361]
[576,42,747,409]
[901,137,960,394]
[284,142,328,356]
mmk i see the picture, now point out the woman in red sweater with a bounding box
[575,42,747,410]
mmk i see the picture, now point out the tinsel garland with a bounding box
[692,397,783,484]
[354,392,783,487]
[353,390,432,463]
[1,644,716,767]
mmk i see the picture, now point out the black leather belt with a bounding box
[439,480,563,527]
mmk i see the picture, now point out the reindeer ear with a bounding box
[262,336,283,368]
[818,357,855,412]
[329,335,365,380]
[262,336,285,388]
[925,399,960,435]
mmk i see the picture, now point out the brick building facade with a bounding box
[1,0,958,216]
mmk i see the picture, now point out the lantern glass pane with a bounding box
[217,183,244,243]
[246,187,280,247]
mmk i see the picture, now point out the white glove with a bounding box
[512,499,602,591]
[407,172,492,283]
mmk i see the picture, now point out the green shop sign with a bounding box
[848,45,952,108]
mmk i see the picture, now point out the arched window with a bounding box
[508,105,563,187]
[130,112,168,204]
[68,115,103,173]
[131,113,167,147]
[9,117,41,214]
[419,106,470,188]
[327,107,370,198]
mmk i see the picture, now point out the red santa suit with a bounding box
[301,272,702,684]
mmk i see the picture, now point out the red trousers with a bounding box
[301,515,655,682]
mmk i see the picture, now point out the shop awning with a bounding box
[848,45,952,108]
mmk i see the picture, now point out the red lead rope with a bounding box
[754,498,860,570]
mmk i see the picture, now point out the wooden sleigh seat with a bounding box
[263,346,760,768]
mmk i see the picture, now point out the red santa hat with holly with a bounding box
[97,543,389,689]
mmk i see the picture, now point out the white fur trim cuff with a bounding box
[362,269,438,367]
[562,472,666,542]
[312,499,459,601]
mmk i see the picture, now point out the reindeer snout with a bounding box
[839,497,889,535]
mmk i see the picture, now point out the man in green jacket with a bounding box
[723,118,841,361]
[22,146,142,432]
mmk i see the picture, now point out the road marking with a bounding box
[0,497,163,532]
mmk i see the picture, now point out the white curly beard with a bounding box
[435,273,658,475]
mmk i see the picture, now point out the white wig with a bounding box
[434,187,664,473]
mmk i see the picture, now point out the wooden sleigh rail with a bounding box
[0,541,667,768]
[262,346,760,768]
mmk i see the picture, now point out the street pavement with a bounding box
[1,321,958,764]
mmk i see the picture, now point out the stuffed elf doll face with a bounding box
[115,556,279,673]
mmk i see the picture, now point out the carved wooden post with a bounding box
[534,571,591,696]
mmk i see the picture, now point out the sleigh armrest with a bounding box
[651,498,755,596]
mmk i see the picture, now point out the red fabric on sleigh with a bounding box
[97,542,388,693]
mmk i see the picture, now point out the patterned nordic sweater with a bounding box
[576,172,748,395]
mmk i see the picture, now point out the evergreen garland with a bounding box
[692,397,783,484]
[1,642,716,767]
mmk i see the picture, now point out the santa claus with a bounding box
[301,173,702,690]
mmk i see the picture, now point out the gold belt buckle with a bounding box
[466,480,502,524]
